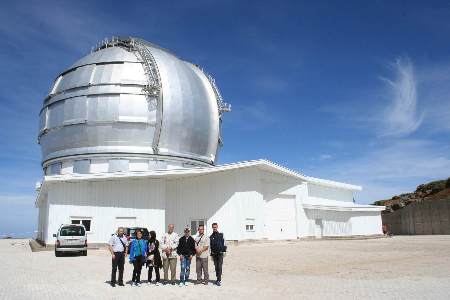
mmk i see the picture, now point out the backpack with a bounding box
[210,232,226,255]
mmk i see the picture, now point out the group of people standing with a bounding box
[108,223,227,287]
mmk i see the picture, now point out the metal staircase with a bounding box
[205,73,231,116]
[93,36,162,106]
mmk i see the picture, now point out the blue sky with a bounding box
[1,0,449,237]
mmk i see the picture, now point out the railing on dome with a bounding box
[204,72,231,116]
[92,36,161,108]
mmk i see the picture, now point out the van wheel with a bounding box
[55,250,60,257]
[82,250,87,256]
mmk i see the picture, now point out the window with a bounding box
[46,162,61,175]
[59,225,85,236]
[245,218,255,232]
[73,159,90,174]
[71,218,92,232]
[109,159,129,172]
[190,219,205,235]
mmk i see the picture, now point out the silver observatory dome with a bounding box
[38,37,230,175]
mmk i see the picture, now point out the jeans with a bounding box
[196,257,209,281]
[111,252,125,284]
[179,255,192,283]
[212,254,224,282]
[132,255,145,283]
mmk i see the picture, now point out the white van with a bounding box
[53,224,88,256]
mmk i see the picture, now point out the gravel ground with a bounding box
[1,236,449,300]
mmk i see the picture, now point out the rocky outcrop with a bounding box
[374,178,450,212]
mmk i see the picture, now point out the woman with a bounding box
[146,230,163,285]
[129,230,148,286]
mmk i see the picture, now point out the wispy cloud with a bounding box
[311,56,450,203]
[379,57,424,137]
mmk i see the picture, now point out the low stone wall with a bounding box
[383,198,450,235]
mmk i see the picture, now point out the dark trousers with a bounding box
[111,252,125,284]
[132,255,145,283]
[148,266,160,282]
[212,254,224,282]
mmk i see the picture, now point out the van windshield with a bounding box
[60,226,85,236]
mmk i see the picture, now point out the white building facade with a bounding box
[36,160,383,245]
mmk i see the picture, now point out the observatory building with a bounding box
[35,37,383,245]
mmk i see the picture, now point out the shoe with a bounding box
[118,282,124,287]
[216,281,221,286]
[110,282,116,287]
[203,281,208,285]
[136,283,141,287]
[147,281,152,286]
[178,282,184,287]
[184,282,190,286]
[154,282,160,286]
[171,282,176,286]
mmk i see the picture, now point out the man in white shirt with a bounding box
[108,227,128,287]
[195,224,210,285]
[160,224,179,285]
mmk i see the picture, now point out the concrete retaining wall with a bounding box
[382,198,450,235]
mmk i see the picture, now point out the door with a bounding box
[190,219,206,235]
[264,197,297,240]
[315,219,323,239]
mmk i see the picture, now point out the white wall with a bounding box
[308,183,355,202]
[44,178,166,244]
[40,166,382,244]
[165,167,263,240]
[264,196,297,239]
[351,212,383,235]
[304,209,353,237]
[36,195,49,242]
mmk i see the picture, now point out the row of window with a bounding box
[45,159,173,175]
[40,94,153,131]
[44,159,205,175]
[50,62,146,95]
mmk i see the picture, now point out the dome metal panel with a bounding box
[38,37,229,174]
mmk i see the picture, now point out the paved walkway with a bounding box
[1,236,450,299]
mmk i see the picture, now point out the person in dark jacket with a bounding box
[146,230,162,285]
[210,223,227,286]
[176,227,196,286]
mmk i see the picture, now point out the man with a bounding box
[160,224,179,285]
[210,222,227,286]
[194,224,210,285]
[177,227,196,286]
[108,227,128,287]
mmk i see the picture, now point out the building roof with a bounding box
[39,159,362,190]
[303,199,384,211]
[36,159,371,210]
